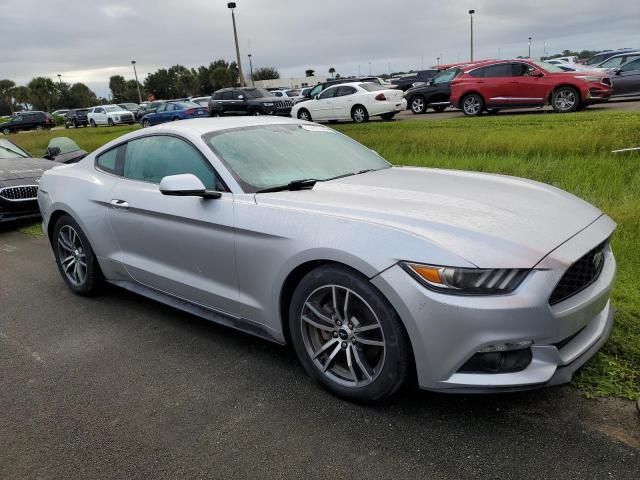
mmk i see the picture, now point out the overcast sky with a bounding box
[1,0,639,97]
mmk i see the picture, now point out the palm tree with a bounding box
[329,67,336,79]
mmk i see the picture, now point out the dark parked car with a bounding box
[140,101,209,127]
[404,68,462,114]
[390,70,439,91]
[611,57,640,97]
[0,138,56,224]
[583,48,640,66]
[64,109,90,128]
[43,137,88,164]
[0,111,55,135]
[209,88,293,116]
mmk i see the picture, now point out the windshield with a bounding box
[204,124,390,192]
[586,53,610,65]
[433,68,460,84]
[47,137,81,154]
[359,83,385,91]
[119,103,139,110]
[532,61,565,73]
[244,89,272,98]
[0,139,29,159]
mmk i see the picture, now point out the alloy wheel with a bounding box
[1,128,10,135]
[298,110,310,121]
[411,97,425,113]
[57,225,87,287]
[554,89,577,111]
[463,96,481,115]
[353,107,366,122]
[143,120,151,128]
[300,285,386,388]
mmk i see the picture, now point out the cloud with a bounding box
[0,0,638,97]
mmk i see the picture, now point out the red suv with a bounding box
[449,59,612,116]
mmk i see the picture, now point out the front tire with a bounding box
[351,105,369,123]
[552,86,580,113]
[289,265,411,402]
[297,109,312,121]
[53,215,102,296]
[90,120,96,128]
[1,127,11,135]
[461,93,484,117]
[107,118,114,126]
[142,119,151,128]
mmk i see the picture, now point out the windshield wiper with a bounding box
[256,178,320,193]
[0,145,28,158]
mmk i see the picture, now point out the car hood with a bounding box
[0,157,55,182]
[255,167,604,268]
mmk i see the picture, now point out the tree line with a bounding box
[0,59,280,114]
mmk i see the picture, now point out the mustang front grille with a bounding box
[0,185,39,202]
[549,241,606,305]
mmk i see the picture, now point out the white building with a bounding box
[253,75,330,89]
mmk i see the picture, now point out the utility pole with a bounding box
[528,37,532,58]
[131,60,142,104]
[248,54,254,86]
[227,3,245,87]
[469,9,475,61]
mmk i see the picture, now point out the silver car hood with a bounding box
[255,167,603,268]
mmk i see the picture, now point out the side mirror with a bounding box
[314,95,320,100]
[44,146,61,159]
[159,174,221,199]
[427,80,434,86]
[531,70,544,78]
[613,68,622,75]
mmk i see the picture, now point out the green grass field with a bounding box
[6,112,640,399]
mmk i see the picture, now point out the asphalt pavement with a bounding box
[1,230,639,479]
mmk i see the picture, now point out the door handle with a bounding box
[110,199,129,210]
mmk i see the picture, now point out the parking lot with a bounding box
[1,230,638,479]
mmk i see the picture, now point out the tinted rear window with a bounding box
[359,83,385,91]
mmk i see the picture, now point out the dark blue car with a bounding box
[140,101,209,127]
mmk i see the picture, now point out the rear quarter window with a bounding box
[96,146,122,175]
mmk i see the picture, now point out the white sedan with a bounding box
[291,82,406,123]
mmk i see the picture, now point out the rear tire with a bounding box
[210,110,221,117]
[2,127,11,135]
[351,105,369,123]
[90,120,96,128]
[288,265,411,402]
[36,125,43,131]
[552,86,580,113]
[172,116,180,121]
[250,109,262,116]
[142,119,151,128]
[107,118,114,126]
[297,109,312,121]
[410,95,427,114]
[461,93,484,117]
[52,215,102,296]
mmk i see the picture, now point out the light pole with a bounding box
[227,2,245,87]
[469,9,475,61]
[57,74,62,86]
[248,53,254,86]
[131,61,143,104]
[368,62,372,75]
[528,37,532,58]
[436,57,440,66]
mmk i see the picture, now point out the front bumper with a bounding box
[371,214,616,392]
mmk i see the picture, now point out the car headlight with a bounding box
[575,75,602,82]
[401,262,530,295]
[263,102,274,107]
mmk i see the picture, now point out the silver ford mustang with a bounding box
[38,117,616,402]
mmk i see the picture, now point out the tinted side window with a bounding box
[123,135,218,189]
[511,63,530,76]
[469,68,485,77]
[97,146,121,174]
[482,64,513,77]
[212,92,222,100]
[620,58,640,72]
[336,86,357,96]
[221,91,233,100]
[318,87,339,99]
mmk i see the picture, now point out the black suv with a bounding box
[209,88,293,116]
[64,109,90,128]
[390,70,439,91]
[404,68,462,114]
[0,111,55,135]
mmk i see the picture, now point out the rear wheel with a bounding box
[552,86,580,113]
[107,118,114,126]
[297,109,312,121]
[172,116,180,121]
[351,105,369,123]
[461,93,484,117]
[64,122,70,129]
[36,125,44,131]
[53,215,102,296]
[210,110,221,117]
[250,109,262,116]
[410,95,427,114]
[2,127,11,135]
[90,120,96,128]
[289,265,412,402]
[142,119,151,128]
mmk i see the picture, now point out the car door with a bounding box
[10,114,25,132]
[612,58,640,95]
[478,63,518,107]
[107,134,239,314]
[312,86,339,120]
[503,62,549,106]
[219,91,235,114]
[331,86,358,119]
[96,107,108,124]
